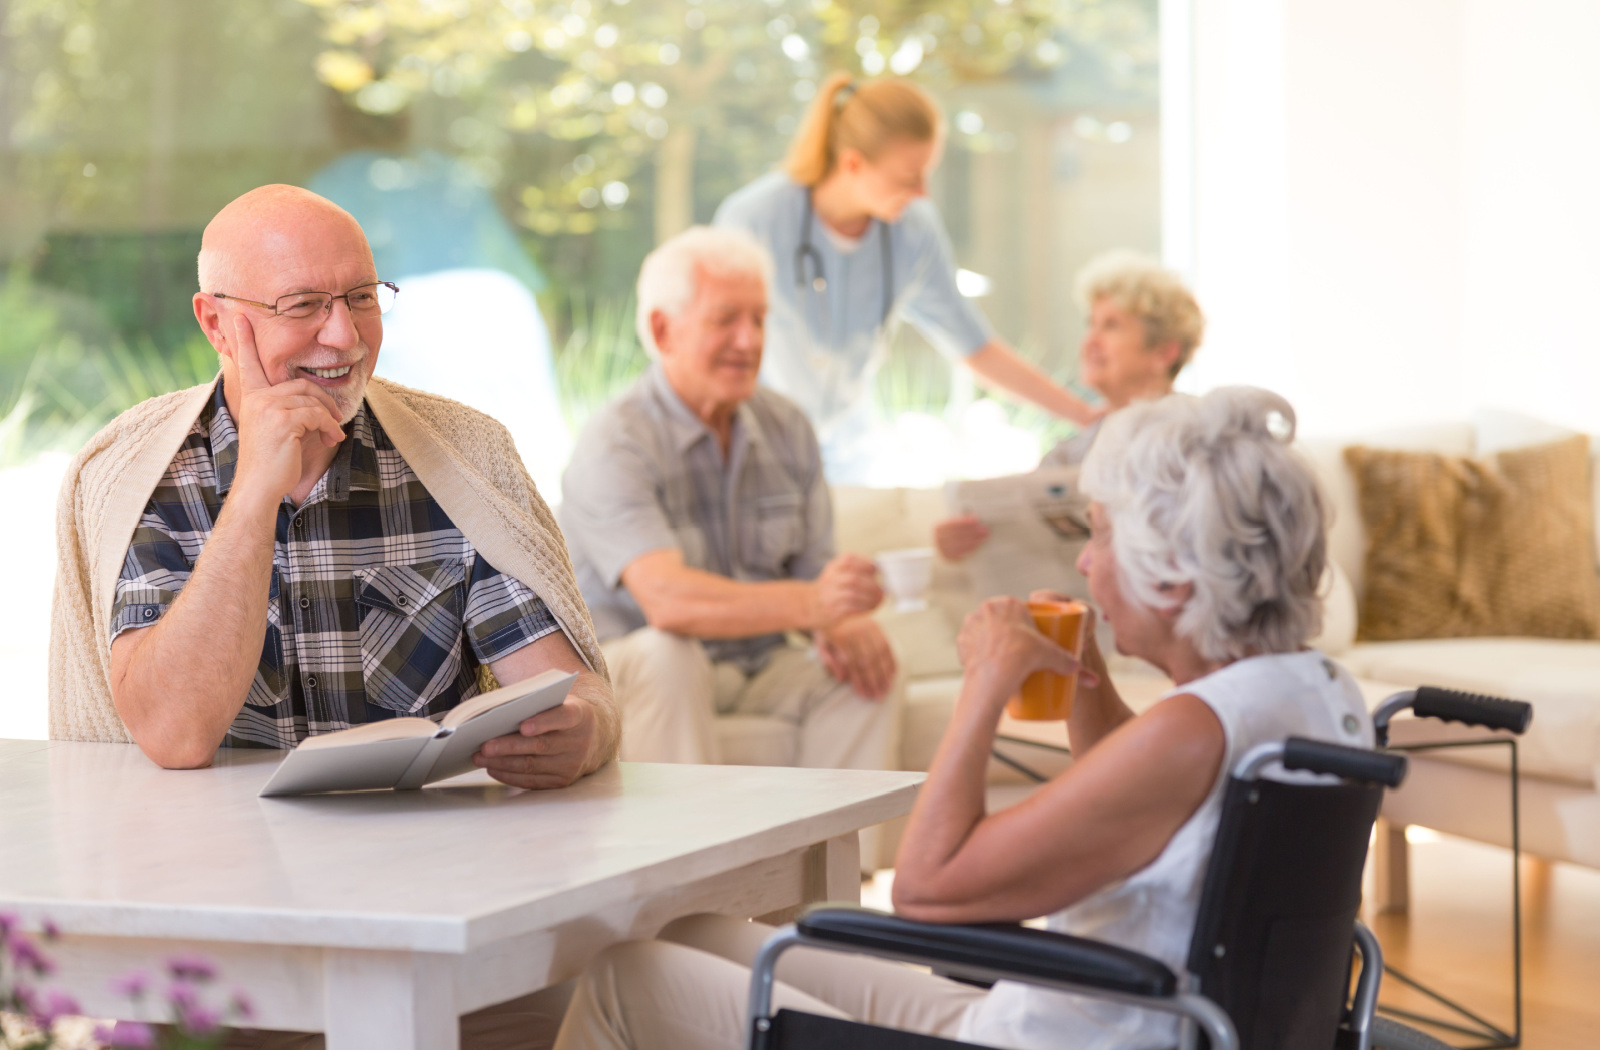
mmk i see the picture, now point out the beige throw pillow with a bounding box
[1345,435,1600,641]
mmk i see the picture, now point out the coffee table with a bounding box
[0,740,922,1048]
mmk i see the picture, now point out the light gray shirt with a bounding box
[560,364,833,672]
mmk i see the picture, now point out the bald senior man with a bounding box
[48,184,614,1043]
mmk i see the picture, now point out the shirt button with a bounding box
[396,595,409,607]
[299,596,311,610]
[305,675,317,690]
[142,608,155,620]
[293,516,304,529]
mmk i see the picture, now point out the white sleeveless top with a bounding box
[958,650,1373,1050]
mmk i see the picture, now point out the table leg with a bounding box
[805,831,862,905]
[324,948,458,1050]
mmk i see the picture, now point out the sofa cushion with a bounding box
[1340,638,1600,788]
[1472,408,1600,574]
[1300,422,1477,601]
[1343,436,1600,641]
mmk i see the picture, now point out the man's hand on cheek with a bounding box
[472,694,598,790]
[228,314,346,503]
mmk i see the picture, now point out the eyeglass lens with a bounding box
[275,282,397,319]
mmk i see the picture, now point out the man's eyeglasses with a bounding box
[211,281,399,320]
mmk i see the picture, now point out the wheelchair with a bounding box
[745,687,1532,1050]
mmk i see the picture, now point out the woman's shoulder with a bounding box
[1172,650,1372,747]
[714,170,802,229]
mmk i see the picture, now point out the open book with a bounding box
[259,669,577,797]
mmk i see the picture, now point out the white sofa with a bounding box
[828,409,1600,890]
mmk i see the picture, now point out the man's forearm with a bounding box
[627,562,817,638]
[572,671,620,770]
[112,489,280,767]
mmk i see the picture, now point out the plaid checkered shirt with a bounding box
[111,382,560,749]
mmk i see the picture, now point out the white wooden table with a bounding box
[0,740,922,1048]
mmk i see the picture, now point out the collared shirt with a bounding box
[714,171,995,481]
[111,382,560,750]
[560,364,832,672]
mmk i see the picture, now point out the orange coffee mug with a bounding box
[1006,599,1089,721]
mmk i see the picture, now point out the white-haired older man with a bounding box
[560,226,898,773]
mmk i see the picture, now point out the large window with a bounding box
[0,0,1157,733]
[1,0,1158,467]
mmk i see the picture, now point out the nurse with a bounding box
[714,73,1099,482]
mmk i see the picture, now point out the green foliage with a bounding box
[550,290,648,433]
[0,269,217,466]
[294,0,1157,237]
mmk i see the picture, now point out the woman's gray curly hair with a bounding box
[1079,387,1327,662]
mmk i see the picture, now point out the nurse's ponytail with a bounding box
[784,72,942,186]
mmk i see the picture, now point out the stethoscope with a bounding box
[795,192,895,337]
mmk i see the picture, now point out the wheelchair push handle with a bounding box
[1412,686,1533,735]
[1282,737,1408,788]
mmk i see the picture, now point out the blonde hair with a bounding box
[784,73,942,186]
[1075,250,1206,378]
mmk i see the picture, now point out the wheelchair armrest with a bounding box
[795,906,1178,998]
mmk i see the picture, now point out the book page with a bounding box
[419,670,577,786]
[946,467,1089,602]
[292,717,438,751]
[438,668,572,730]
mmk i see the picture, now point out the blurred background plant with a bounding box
[550,289,647,433]
[0,270,216,469]
[0,0,1158,472]
[0,913,251,1049]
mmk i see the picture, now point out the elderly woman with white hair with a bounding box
[936,250,1205,561]
[551,387,1372,1050]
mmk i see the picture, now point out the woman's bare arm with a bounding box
[892,599,1224,924]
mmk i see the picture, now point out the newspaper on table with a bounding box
[944,466,1091,603]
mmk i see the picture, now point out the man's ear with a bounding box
[192,294,230,358]
[650,309,672,357]
[1155,580,1194,620]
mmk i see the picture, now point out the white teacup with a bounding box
[876,547,935,612]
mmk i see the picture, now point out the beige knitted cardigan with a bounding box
[48,374,612,748]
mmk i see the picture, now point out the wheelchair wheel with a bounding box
[1369,1016,1455,1050]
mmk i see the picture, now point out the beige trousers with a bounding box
[552,914,985,1050]
[601,628,898,771]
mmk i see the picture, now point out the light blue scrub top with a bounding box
[714,172,995,481]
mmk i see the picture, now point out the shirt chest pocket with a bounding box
[353,560,467,715]
[745,492,806,576]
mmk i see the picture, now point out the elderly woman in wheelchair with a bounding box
[552,387,1383,1050]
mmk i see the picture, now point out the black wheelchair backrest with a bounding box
[1185,739,1405,1050]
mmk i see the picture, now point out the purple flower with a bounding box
[41,919,61,941]
[168,982,200,1011]
[111,970,151,999]
[0,911,17,938]
[166,953,217,982]
[10,935,55,976]
[34,989,82,1026]
[179,1005,222,1035]
[94,1021,158,1049]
